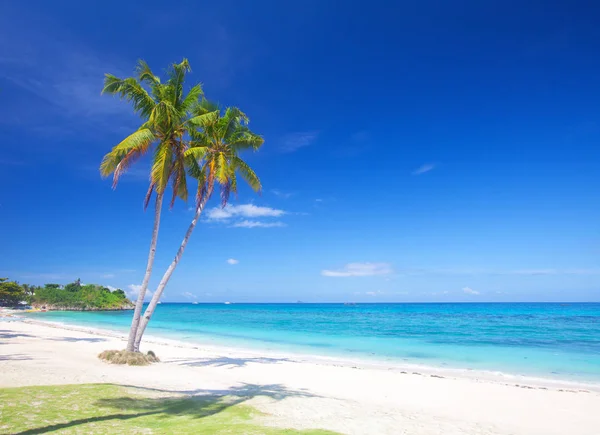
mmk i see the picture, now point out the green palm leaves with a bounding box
[100,59,198,208]
[185,103,263,207]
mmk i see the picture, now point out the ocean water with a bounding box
[23,303,600,382]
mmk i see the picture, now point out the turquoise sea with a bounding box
[24,303,600,383]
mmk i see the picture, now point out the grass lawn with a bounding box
[0,383,338,434]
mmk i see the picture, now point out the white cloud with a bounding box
[127,284,153,301]
[463,287,480,295]
[102,273,115,279]
[206,204,286,220]
[227,258,239,265]
[280,131,318,152]
[106,285,117,292]
[412,163,436,175]
[182,292,197,300]
[232,220,286,228]
[322,263,393,277]
[365,291,380,296]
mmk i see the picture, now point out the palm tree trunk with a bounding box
[133,192,210,351]
[126,192,163,352]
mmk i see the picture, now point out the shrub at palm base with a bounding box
[98,350,159,366]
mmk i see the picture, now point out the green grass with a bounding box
[0,384,338,435]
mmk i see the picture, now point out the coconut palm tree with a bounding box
[100,59,207,352]
[132,104,264,351]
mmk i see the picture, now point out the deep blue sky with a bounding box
[1,0,599,302]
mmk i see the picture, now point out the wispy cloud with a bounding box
[354,290,408,296]
[0,7,136,135]
[232,220,286,228]
[127,284,153,301]
[280,131,318,153]
[10,269,131,283]
[504,269,600,276]
[226,258,239,265]
[412,163,436,175]
[182,291,197,300]
[509,269,557,276]
[322,263,393,278]
[271,189,294,199]
[206,204,286,220]
[463,287,480,295]
[0,159,26,166]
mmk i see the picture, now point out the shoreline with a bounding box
[3,311,599,393]
[2,312,600,434]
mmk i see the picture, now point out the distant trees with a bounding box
[0,278,26,306]
[0,278,131,310]
[64,279,82,292]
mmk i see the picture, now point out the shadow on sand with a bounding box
[0,330,34,342]
[48,336,108,343]
[12,383,322,435]
[172,356,292,368]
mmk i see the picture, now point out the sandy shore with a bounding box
[1,316,600,435]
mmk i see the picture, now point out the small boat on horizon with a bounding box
[224,301,231,305]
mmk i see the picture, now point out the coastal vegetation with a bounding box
[0,278,132,310]
[0,384,337,434]
[0,278,27,306]
[101,59,263,353]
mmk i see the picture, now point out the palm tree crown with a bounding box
[100,59,205,207]
[185,102,264,207]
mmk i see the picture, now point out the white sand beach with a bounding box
[1,316,599,435]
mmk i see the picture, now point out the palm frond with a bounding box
[184,146,209,161]
[144,183,155,210]
[100,129,155,179]
[192,98,220,116]
[229,128,264,151]
[151,142,174,193]
[215,153,229,184]
[136,60,161,87]
[108,77,156,118]
[167,59,192,106]
[170,159,188,207]
[187,110,220,129]
[232,156,261,192]
[181,84,203,113]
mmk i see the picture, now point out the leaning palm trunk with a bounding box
[133,191,211,351]
[126,192,163,351]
